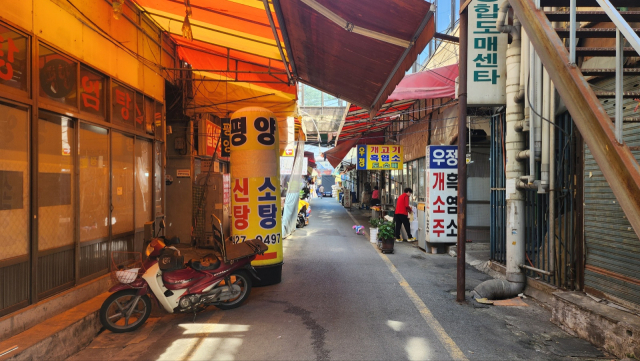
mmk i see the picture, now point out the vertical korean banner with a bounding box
[230,107,282,282]
[426,146,459,243]
[467,0,508,106]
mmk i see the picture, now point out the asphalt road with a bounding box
[67,198,605,361]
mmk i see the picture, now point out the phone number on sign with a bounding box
[231,233,281,245]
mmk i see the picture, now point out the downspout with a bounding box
[540,67,550,192]
[548,81,556,275]
[474,5,526,299]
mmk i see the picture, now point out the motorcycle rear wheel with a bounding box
[100,289,152,333]
[214,270,252,310]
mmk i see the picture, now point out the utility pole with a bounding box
[456,0,468,303]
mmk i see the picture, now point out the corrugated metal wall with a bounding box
[584,76,640,307]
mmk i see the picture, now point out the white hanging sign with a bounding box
[467,0,508,106]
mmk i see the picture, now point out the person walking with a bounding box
[318,185,325,198]
[394,188,414,242]
[370,186,380,206]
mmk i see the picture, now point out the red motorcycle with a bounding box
[99,215,267,333]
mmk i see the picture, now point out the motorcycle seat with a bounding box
[189,254,221,271]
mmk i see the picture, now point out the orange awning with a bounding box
[135,0,435,118]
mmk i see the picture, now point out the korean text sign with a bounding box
[230,107,282,267]
[467,0,507,106]
[426,146,458,243]
[356,145,403,170]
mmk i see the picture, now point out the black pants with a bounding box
[394,214,412,239]
[370,198,380,206]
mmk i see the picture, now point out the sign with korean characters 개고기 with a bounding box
[467,0,508,106]
[230,107,282,272]
[356,145,403,170]
[425,146,458,244]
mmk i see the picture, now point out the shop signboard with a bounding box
[198,119,222,158]
[230,107,282,270]
[356,145,403,170]
[425,145,458,243]
[280,156,294,175]
[467,0,508,106]
[221,118,231,157]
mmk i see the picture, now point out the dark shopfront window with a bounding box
[39,45,77,108]
[0,24,28,92]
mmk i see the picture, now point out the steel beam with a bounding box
[509,0,640,239]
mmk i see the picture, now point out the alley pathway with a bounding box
[67,198,605,361]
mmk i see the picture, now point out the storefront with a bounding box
[0,1,172,316]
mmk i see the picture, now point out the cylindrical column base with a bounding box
[253,263,283,287]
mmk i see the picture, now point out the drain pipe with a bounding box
[548,81,556,274]
[540,67,550,192]
[474,6,526,300]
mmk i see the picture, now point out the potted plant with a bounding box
[369,218,382,244]
[377,221,395,254]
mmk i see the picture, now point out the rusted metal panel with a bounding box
[0,260,30,316]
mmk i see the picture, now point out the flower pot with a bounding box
[378,237,394,254]
[369,228,378,243]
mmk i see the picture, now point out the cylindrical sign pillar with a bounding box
[230,107,282,285]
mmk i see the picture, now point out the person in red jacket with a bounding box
[370,186,380,206]
[394,188,414,242]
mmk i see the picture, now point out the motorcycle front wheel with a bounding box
[214,270,252,310]
[100,289,152,333]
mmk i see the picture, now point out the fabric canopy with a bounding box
[323,137,361,168]
[336,99,416,144]
[134,0,297,118]
[388,63,459,101]
[273,0,435,115]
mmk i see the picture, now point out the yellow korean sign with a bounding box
[356,145,403,170]
[230,107,283,269]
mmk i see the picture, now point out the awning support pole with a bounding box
[262,0,294,85]
[271,0,298,77]
[456,0,468,303]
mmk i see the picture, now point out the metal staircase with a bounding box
[508,0,640,238]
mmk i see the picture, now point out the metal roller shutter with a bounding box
[584,76,640,307]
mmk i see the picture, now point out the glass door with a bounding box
[0,101,30,315]
[78,123,110,280]
[111,132,134,253]
[37,111,75,297]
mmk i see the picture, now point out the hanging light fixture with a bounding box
[112,0,125,20]
[182,0,193,41]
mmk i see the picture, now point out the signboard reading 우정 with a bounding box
[467,0,508,106]
[425,145,458,244]
[356,145,403,170]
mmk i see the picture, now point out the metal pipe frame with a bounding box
[456,3,468,303]
[615,29,624,143]
[262,0,294,85]
[509,0,640,240]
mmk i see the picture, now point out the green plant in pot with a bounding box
[377,221,395,254]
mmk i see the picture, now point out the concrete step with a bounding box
[551,291,640,360]
[0,293,109,361]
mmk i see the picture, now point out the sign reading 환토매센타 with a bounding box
[467,0,508,106]
[356,145,403,170]
[426,146,459,244]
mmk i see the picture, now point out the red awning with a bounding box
[274,0,435,115]
[388,64,459,101]
[337,99,416,144]
[323,137,361,168]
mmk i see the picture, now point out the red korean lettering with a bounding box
[433,196,445,213]
[233,205,250,230]
[233,178,249,202]
[81,76,100,111]
[433,219,445,237]
[381,146,389,153]
[135,103,143,124]
[115,89,131,120]
[0,36,19,81]
[432,172,445,190]
[370,146,379,154]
